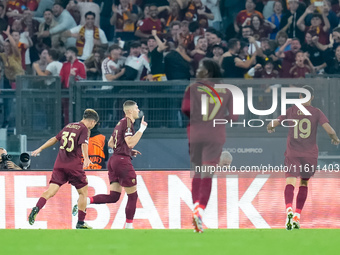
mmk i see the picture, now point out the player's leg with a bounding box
[76,185,92,229]
[28,183,60,225]
[190,144,202,213]
[124,185,138,229]
[293,178,309,229]
[284,177,296,230]
[90,182,122,204]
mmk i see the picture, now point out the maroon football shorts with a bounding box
[50,167,88,189]
[284,156,318,180]
[108,154,137,187]
[190,142,224,166]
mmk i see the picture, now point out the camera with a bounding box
[1,153,12,169]
[20,153,31,170]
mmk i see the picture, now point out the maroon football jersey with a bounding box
[277,105,329,158]
[54,122,89,169]
[112,117,135,157]
[182,81,237,144]
[137,18,163,35]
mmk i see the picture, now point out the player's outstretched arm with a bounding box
[322,123,340,145]
[267,119,280,133]
[125,116,148,149]
[81,143,92,169]
[31,137,58,156]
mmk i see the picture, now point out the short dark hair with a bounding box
[205,27,217,34]
[67,46,78,55]
[228,38,240,50]
[48,49,59,61]
[85,11,96,19]
[302,85,314,97]
[83,109,99,122]
[123,100,137,109]
[54,0,67,9]
[44,8,53,14]
[147,36,156,41]
[108,44,121,53]
[130,41,141,49]
[170,20,181,29]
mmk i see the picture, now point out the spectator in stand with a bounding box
[301,31,326,74]
[191,36,207,74]
[67,0,81,25]
[158,0,184,33]
[185,0,214,29]
[164,44,191,80]
[135,3,163,39]
[186,21,205,51]
[205,28,223,58]
[297,6,330,45]
[289,51,314,79]
[32,48,48,75]
[211,44,225,63]
[141,40,149,55]
[101,44,126,84]
[6,0,26,26]
[111,0,140,41]
[248,13,275,40]
[275,31,291,53]
[279,0,305,43]
[0,3,7,29]
[67,11,108,61]
[11,30,32,71]
[60,46,86,125]
[251,58,279,78]
[325,44,340,74]
[0,26,24,128]
[240,26,261,55]
[166,20,181,49]
[201,0,222,30]
[276,37,301,77]
[234,0,264,33]
[94,0,115,41]
[268,0,283,40]
[34,48,63,76]
[37,9,62,50]
[148,30,168,80]
[20,9,40,64]
[122,41,151,80]
[38,1,77,48]
[84,48,105,80]
[308,1,338,32]
[312,27,340,59]
[220,38,257,78]
[69,0,101,27]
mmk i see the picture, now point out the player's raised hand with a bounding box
[131,149,142,157]
[83,157,93,169]
[31,148,42,157]
[141,116,148,127]
[267,126,275,133]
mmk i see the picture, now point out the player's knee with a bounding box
[300,179,309,186]
[109,191,121,203]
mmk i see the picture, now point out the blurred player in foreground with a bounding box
[182,58,237,233]
[73,100,147,229]
[29,109,99,229]
[267,85,340,230]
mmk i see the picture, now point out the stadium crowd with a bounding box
[1,0,340,86]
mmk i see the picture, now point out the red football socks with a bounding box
[284,184,294,209]
[295,186,308,214]
[36,197,47,210]
[199,178,212,209]
[91,191,121,204]
[126,191,138,222]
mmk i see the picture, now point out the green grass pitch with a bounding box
[0,229,338,255]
